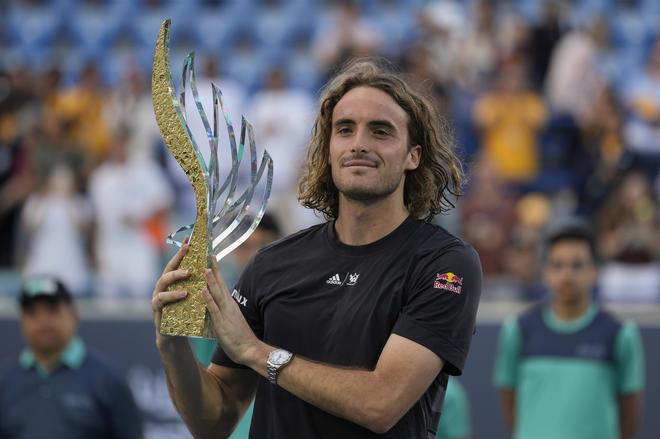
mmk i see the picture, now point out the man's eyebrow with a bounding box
[367,120,397,131]
[333,118,355,127]
[333,118,398,132]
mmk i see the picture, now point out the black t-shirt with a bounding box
[212,216,482,439]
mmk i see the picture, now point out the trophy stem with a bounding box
[152,20,214,338]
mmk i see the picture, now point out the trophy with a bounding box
[152,20,273,338]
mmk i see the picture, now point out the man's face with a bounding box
[329,86,420,204]
[544,240,597,304]
[21,300,77,356]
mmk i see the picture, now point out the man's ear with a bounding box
[406,145,421,171]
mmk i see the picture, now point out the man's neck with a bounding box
[334,196,410,246]
[550,296,592,321]
[33,350,63,372]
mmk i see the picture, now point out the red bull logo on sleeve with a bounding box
[434,272,463,294]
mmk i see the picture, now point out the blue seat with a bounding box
[101,48,145,86]
[191,2,251,52]
[512,0,543,23]
[225,43,271,92]
[610,9,655,50]
[370,7,418,53]
[286,51,322,93]
[641,0,660,15]
[6,3,64,47]
[56,47,89,87]
[573,0,616,15]
[130,2,194,48]
[252,3,296,48]
[65,3,130,52]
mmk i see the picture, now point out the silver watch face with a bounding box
[269,349,292,366]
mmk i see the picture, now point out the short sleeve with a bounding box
[436,378,471,439]
[211,257,264,368]
[392,244,482,375]
[493,317,522,389]
[614,320,645,394]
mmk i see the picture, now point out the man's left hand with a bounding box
[202,259,262,366]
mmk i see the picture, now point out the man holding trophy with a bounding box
[151,20,481,439]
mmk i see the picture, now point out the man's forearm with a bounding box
[500,389,516,433]
[157,337,232,438]
[619,393,642,439]
[244,340,441,434]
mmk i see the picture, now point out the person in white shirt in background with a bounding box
[248,65,319,234]
[21,163,91,296]
[88,131,174,302]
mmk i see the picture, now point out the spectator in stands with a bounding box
[596,171,660,303]
[106,63,161,161]
[460,155,517,277]
[29,69,93,188]
[501,193,552,300]
[473,59,546,185]
[459,0,498,84]
[247,66,318,234]
[0,275,143,439]
[436,377,472,439]
[34,112,89,188]
[577,85,627,215]
[0,124,36,268]
[528,1,565,90]
[417,0,467,90]
[39,67,63,119]
[545,25,606,126]
[596,171,659,261]
[0,65,41,252]
[494,219,645,439]
[312,0,383,75]
[88,131,173,301]
[51,63,111,162]
[400,44,452,115]
[20,163,91,296]
[621,39,660,173]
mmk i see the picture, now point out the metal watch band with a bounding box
[267,364,278,385]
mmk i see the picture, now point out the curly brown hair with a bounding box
[298,59,464,221]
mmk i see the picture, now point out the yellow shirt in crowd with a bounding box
[474,91,546,183]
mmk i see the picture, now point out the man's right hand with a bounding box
[151,236,191,345]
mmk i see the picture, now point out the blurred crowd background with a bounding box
[0,0,659,305]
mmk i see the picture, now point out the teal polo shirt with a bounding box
[493,304,645,439]
[19,336,86,377]
[0,337,143,439]
[436,377,471,439]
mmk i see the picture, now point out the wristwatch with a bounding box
[266,348,293,385]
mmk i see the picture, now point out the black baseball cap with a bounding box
[18,276,73,309]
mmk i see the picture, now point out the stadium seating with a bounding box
[1,0,657,95]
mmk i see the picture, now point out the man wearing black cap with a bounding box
[0,276,143,439]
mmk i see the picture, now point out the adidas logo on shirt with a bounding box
[326,274,342,285]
